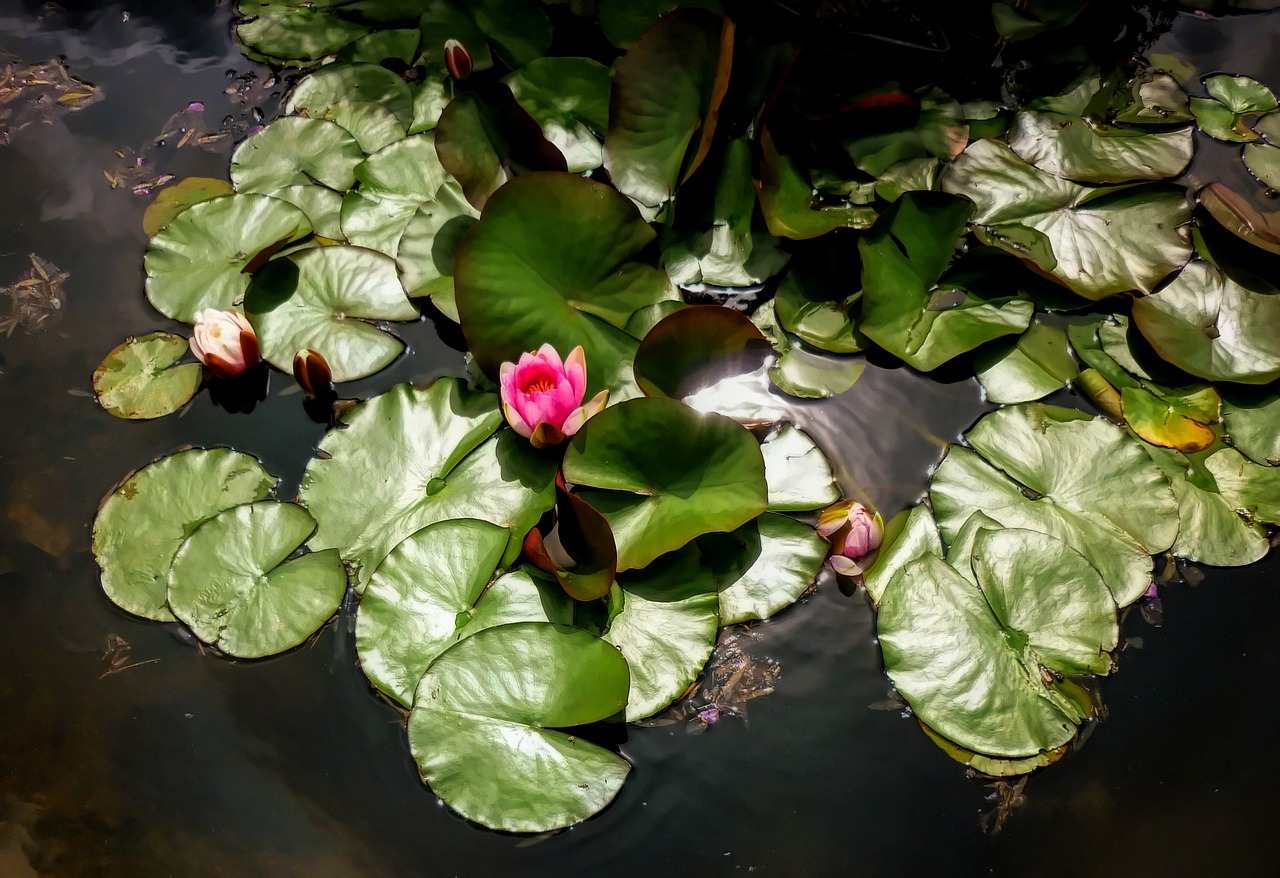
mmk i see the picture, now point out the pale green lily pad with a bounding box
[230,117,364,194]
[754,302,867,399]
[941,139,1192,300]
[505,57,611,173]
[606,553,719,720]
[1143,444,1269,566]
[269,184,346,241]
[874,157,940,202]
[408,77,450,134]
[453,172,678,398]
[245,245,418,383]
[603,7,732,207]
[862,504,943,606]
[976,321,1079,404]
[1008,76,1194,183]
[299,380,557,588]
[236,2,369,65]
[1131,260,1280,384]
[93,449,278,621]
[322,99,407,154]
[456,568,574,639]
[144,193,313,323]
[394,191,478,315]
[859,191,1033,371]
[1205,447,1280,524]
[285,62,415,129]
[1243,142,1280,189]
[143,177,235,237]
[1223,388,1280,465]
[336,27,420,66]
[563,397,768,571]
[930,405,1178,606]
[879,528,1116,759]
[761,426,840,512]
[408,622,630,833]
[714,513,828,624]
[93,332,202,420]
[357,518,510,706]
[167,501,346,659]
[340,133,456,255]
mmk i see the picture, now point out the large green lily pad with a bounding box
[408,622,630,833]
[167,501,346,659]
[1190,75,1277,142]
[93,448,278,621]
[505,57,611,173]
[713,513,828,624]
[143,177,235,237]
[862,504,943,606]
[633,305,771,399]
[603,7,733,207]
[879,528,1116,759]
[299,380,557,588]
[1131,260,1280,384]
[144,193,313,323]
[605,552,719,720]
[285,62,415,129]
[236,2,370,65]
[394,191,478,315]
[941,139,1192,300]
[245,245,418,383]
[562,397,768,571]
[93,332,203,420]
[453,172,677,398]
[930,405,1178,606]
[357,518,509,706]
[757,128,877,240]
[230,117,364,195]
[858,191,1033,371]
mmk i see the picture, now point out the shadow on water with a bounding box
[0,2,1277,876]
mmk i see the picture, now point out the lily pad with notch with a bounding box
[976,321,1078,405]
[285,62,415,130]
[93,332,203,420]
[761,426,840,512]
[142,177,234,237]
[230,116,364,195]
[167,501,346,659]
[707,513,829,624]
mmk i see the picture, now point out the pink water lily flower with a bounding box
[190,308,259,378]
[500,344,608,449]
[817,500,883,577]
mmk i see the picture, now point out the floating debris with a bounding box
[100,634,159,678]
[979,775,1029,836]
[0,53,104,145]
[0,253,67,336]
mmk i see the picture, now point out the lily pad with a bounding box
[773,269,865,355]
[285,62,415,130]
[456,568,574,638]
[941,139,1192,300]
[394,193,478,316]
[408,622,630,833]
[299,380,557,587]
[603,8,734,207]
[1143,444,1269,566]
[167,501,346,658]
[562,397,768,571]
[757,128,877,239]
[269,184,346,241]
[1190,75,1277,143]
[1131,260,1280,384]
[245,245,418,383]
[859,191,1034,371]
[505,57,611,173]
[1204,447,1280,524]
[230,117,364,195]
[93,332,203,420]
[417,0,552,70]
[339,132,456,255]
[598,0,724,47]
[435,83,567,211]
[1196,182,1280,256]
[93,449,278,622]
[761,426,840,512]
[143,177,234,237]
[921,721,1068,777]
[879,528,1116,759]
[357,518,510,706]
[144,193,313,323]
[453,172,677,398]
[633,305,771,399]
[1243,142,1280,189]
[606,552,720,720]
[321,99,407,154]
[236,2,370,65]
[975,321,1078,404]
[862,504,943,606]
[1008,77,1194,183]
[713,513,828,624]
[1223,388,1280,465]
[930,405,1178,606]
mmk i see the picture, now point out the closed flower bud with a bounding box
[293,349,334,397]
[817,500,883,577]
[444,39,472,81]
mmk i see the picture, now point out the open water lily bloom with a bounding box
[818,500,883,576]
[500,344,608,448]
[190,308,259,379]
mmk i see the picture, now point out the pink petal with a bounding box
[561,389,609,436]
[534,343,563,372]
[564,345,587,400]
[503,401,533,438]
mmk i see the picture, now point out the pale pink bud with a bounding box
[499,344,608,448]
[817,500,883,575]
[190,308,259,378]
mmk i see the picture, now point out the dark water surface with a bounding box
[1,3,1277,876]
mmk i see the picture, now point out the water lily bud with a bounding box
[444,39,472,80]
[817,500,883,577]
[293,349,334,397]
[190,308,259,379]
[499,344,609,449]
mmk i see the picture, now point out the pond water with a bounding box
[1,2,1277,876]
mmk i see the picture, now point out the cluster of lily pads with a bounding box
[87,0,1280,831]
